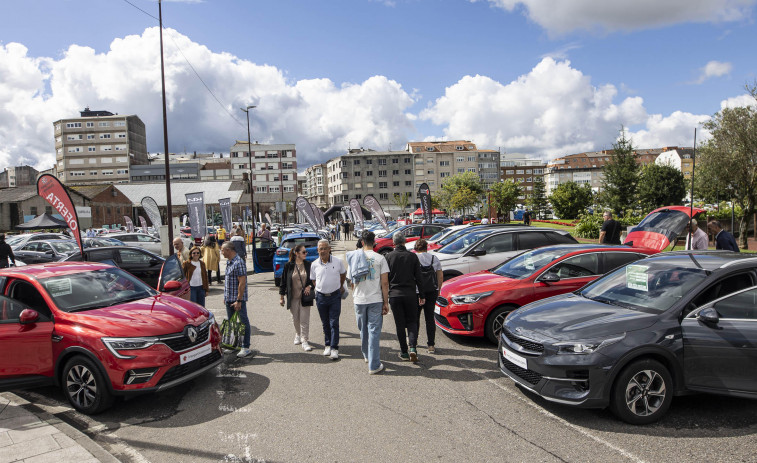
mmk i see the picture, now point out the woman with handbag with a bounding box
[279,244,315,351]
[202,235,222,284]
[182,246,209,307]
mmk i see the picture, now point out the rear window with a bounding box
[548,232,578,244]
[517,232,553,250]
[283,238,320,249]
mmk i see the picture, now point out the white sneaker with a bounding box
[237,348,253,358]
[294,335,301,345]
[369,363,385,375]
[330,349,339,360]
[302,341,313,352]
[323,346,332,356]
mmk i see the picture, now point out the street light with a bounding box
[241,105,256,272]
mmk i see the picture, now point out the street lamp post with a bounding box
[241,105,256,272]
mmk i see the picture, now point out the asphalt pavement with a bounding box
[13,239,757,463]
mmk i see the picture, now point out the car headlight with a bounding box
[555,334,625,354]
[451,291,494,305]
[207,311,216,325]
[102,337,157,359]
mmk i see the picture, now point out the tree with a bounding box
[450,186,478,213]
[602,128,640,215]
[637,164,686,211]
[489,180,522,222]
[392,192,411,215]
[695,83,757,248]
[439,171,484,214]
[528,177,548,219]
[549,181,593,220]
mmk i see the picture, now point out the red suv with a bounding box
[0,261,221,414]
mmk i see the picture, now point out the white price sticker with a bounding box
[502,345,528,370]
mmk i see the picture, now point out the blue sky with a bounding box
[1,0,756,171]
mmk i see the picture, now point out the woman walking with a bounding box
[279,244,315,352]
[183,246,208,307]
[202,235,222,284]
[414,239,443,353]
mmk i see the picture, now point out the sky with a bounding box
[1,0,756,173]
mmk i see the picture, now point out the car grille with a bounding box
[503,328,544,354]
[434,313,452,329]
[436,296,448,307]
[161,322,210,352]
[500,353,542,386]
[157,350,222,386]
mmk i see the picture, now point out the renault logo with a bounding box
[187,326,198,343]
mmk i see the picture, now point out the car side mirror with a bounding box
[45,250,54,255]
[19,309,39,324]
[149,258,162,266]
[469,249,486,257]
[697,307,720,325]
[539,272,561,283]
[163,280,182,292]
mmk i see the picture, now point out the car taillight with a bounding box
[276,249,289,256]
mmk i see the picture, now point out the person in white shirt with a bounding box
[685,219,709,250]
[350,231,390,374]
[480,217,489,225]
[310,240,347,360]
[414,239,443,354]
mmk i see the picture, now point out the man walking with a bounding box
[385,233,427,362]
[708,220,740,252]
[335,220,342,241]
[599,211,622,245]
[685,219,709,250]
[349,231,390,374]
[0,234,15,268]
[173,237,190,263]
[310,239,347,360]
[221,242,253,357]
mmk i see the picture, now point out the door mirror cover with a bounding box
[163,280,182,291]
[697,307,720,324]
[540,272,561,283]
[19,309,40,324]
[469,249,486,257]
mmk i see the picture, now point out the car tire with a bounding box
[274,277,281,287]
[484,305,513,344]
[61,355,113,415]
[442,271,462,282]
[609,359,673,425]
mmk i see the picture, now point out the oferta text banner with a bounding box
[141,196,162,227]
[295,196,319,231]
[349,198,363,229]
[37,174,83,255]
[363,195,388,231]
[123,216,135,233]
[185,192,207,239]
[418,183,432,224]
[219,198,232,233]
[139,216,148,234]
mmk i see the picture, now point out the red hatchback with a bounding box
[373,224,447,255]
[0,262,222,414]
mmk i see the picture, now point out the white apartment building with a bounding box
[303,163,329,208]
[53,108,148,185]
[229,142,298,204]
[406,141,500,193]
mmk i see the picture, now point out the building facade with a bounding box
[53,108,148,185]
[303,163,329,208]
[406,141,500,194]
[130,163,201,183]
[228,142,298,204]
[0,165,39,189]
[500,153,547,201]
[654,147,695,179]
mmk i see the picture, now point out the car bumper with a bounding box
[497,331,611,408]
[433,298,487,337]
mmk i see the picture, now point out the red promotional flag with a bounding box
[37,174,83,256]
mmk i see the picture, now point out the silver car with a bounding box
[108,233,162,254]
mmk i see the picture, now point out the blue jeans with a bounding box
[225,301,250,349]
[190,286,206,307]
[316,292,341,349]
[355,302,383,371]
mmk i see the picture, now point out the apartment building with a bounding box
[0,165,39,189]
[500,153,547,201]
[406,141,500,194]
[53,108,148,185]
[228,142,298,204]
[303,163,329,208]
[654,147,696,179]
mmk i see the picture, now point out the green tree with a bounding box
[637,164,686,211]
[528,177,548,219]
[602,128,640,215]
[450,186,478,213]
[489,180,522,222]
[439,171,484,214]
[695,84,757,248]
[549,181,594,220]
[392,192,411,215]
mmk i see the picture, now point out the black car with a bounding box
[499,251,757,424]
[14,239,79,264]
[61,246,166,289]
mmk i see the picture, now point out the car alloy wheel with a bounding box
[62,356,113,414]
[610,359,672,425]
[625,370,666,417]
[67,365,97,409]
[485,305,514,344]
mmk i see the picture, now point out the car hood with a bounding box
[442,271,517,295]
[505,293,658,342]
[624,206,705,253]
[69,294,207,337]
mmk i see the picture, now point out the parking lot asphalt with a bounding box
[15,239,757,463]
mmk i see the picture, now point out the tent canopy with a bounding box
[411,208,445,215]
[15,213,68,230]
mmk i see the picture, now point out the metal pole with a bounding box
[159,0,174,255]
[241,105,257,272]
[688,128,696,249]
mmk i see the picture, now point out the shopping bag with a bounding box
[220,312,245,350]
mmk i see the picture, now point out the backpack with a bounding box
[418,255,438,292]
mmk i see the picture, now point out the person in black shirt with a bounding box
[0,234,15,268]
[599,212,622,245]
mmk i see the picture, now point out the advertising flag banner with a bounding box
[123,216,135,233]
[219,198,232,233]
[185,192,206,239]
[317,208,326,229]
[363,195,389,231]
[340,209,347,222]
[418,183,432,224]
[37,174,83,255]
[349,198,363,230]
[264,212,272,225]
[141,196,162,227]
[309,203,322,229]
[296,196,319,231]
[139,216,148,234]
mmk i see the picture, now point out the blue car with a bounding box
[273,232,321,286]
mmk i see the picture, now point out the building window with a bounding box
[366,159,373,165]
[102,146,112,151]
[516,170,524,174]
[404,157,411,163]
[66,122,82,128]
[67,134,82,140]
[506,170,514,174]
[117,133,126,138]
[87,134,95,140]
[379,193,388,200]
[366,182,374,188]
[88,147,96,152]
[468,156,475,162]
[379,182,387,189]
[354,171,361,177]
[114,121,125,127]
[427,170,434,175]
[440,172,450,178]
[404,169,411,175]
[392,169,399,175]
[355,194,362,199]
[99,122,109,127]
[440,160,450,166]
[392,158,399,164]
[100,134,111,139]
[416,170,424,176]
[456,146,464,151]
[405,181,412,186]
[378,159,387,165]
[393,181,399,187]
[116,169,129,175]
[67,147,82,153]
[456,156,464,162]
[366,171,373,176]
[354,160,360,165]
[379,170,387,177]
[90,171,98,176]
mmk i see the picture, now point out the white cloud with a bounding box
[479,0,756,35]
[696,60,733,83]
[626,111,710,148]
[720,93,756,108]
[0,28,417,171]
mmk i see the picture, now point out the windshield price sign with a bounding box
[626,265,649,291]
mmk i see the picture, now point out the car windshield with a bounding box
[437,228,474,246]
[282,238,320,249]
[492,247,573,279]
[428,229,451,242]
[40,267,157,312]
[383,225,410,239]
[5,235,24,246]
[579,261,708,313]
[50,241,79,253]
[634,209,691,232]
[437,230,492,255]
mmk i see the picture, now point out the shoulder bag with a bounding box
[297,264,315,306]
